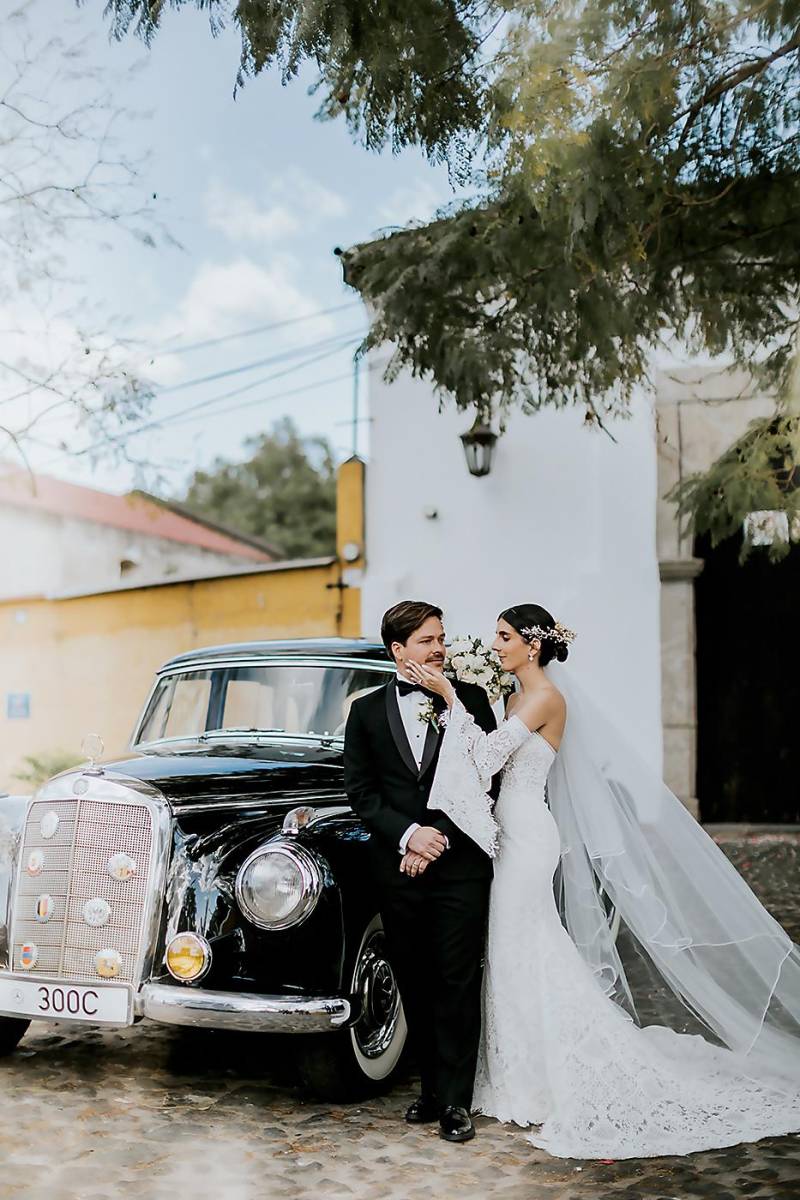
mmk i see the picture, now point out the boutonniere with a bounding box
[417,698,439,730]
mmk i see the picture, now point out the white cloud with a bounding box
[205,168,348,246]
[170,256,334,341]
[140,256,338,386]
[206,181,300,242]
[375,177,449,229]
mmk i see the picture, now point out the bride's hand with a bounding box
[404,661,456,705]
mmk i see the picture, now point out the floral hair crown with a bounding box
[519,620,577,647]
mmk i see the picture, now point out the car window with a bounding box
[135,663,387,744]
[218,665,385,737]
[138,673,212,743]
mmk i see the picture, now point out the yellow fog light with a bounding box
[166,933,211,982]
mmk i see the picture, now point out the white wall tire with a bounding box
[298,912,407,1100]
[348,913,407,1083]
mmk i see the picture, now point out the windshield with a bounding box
[134,662,389,745]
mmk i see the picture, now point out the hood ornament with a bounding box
[81,733,105,778]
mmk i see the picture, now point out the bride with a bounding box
[402,603,800,1160]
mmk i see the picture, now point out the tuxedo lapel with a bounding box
[384,683,419,777]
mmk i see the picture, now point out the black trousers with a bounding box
[377,868,491,1110]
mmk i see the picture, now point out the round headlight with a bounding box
[235,843,322,931]
[166,933,211,982]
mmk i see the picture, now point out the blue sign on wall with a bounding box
[7,693,30,720]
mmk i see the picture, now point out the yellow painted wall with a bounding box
[336,456,365,638]
[1,459,367,787]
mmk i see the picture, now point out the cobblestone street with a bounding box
[1,832,798,1200]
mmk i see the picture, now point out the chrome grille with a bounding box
[12,796,156,984]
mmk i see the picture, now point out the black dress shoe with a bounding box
[438,1105,475,1142]
[405,1096,439,1124]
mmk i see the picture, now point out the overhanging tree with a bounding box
[103,0,800,553]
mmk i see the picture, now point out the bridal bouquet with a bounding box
[445,636,515,705]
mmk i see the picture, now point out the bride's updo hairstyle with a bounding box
[499,604,571,666]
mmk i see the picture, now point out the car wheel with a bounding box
[0,1017,30,1057]
[298,913,407,1101]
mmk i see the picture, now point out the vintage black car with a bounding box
[0,639,409,1098]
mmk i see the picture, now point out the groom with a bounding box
[343,600,496,1142]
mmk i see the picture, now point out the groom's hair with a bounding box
[381,600,443,657]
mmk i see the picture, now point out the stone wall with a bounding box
[655,364,776,815]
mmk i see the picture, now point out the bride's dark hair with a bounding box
[498,603,569,666]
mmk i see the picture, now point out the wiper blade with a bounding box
[200,727,285,738]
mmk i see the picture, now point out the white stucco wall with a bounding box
[362,368,664,769]
[0,506,264,600]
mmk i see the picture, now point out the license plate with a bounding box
[0,975,133,1025]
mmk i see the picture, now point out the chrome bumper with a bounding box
[137,983,351,1033]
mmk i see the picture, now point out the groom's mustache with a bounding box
[426,654,445,664]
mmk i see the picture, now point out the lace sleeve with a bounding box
[426,698,530,857]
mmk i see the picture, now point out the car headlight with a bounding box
[235,842,323,931]
[166,932,211,982]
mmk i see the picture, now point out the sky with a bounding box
[4,0,462,496]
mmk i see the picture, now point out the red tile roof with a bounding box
[0,468,273,562]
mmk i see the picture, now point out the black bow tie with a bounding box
[396,678,426,697]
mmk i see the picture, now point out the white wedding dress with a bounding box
[430,701,800,1160]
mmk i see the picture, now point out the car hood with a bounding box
[99,739,343,808]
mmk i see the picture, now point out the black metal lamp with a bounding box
[460,419,498,477]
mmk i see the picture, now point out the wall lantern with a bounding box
[460,419,498,478]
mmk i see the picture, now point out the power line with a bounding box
[144,369,356,433]
[39,336,364,467]
[154,327,365,395]
[150,300,362,356]
[142,357,386,437]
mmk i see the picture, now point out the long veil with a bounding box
[547,664,800,1090]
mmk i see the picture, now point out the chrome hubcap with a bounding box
[353,932,401,1060]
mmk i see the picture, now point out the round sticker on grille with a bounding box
[19,943,38,969]
[34,894,54,923]
[107,853,137,882]
[83,897,111,927]
[40,811,60,840]
[26,849,44,877]
[95,949,121,979]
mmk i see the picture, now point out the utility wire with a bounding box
[154,328,365,395]
[39,336,364,467]
[150,300,362,356]
[152,357,386,435]
[143,369,356,433]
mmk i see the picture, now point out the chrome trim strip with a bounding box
[156,656,393,677]
[138,984,351,1033]
[170,793,349,816]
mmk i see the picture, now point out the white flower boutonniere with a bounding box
[417,698,439,730]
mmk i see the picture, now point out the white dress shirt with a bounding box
[394,671,447,855]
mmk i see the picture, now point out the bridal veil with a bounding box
[546,665,800,1091]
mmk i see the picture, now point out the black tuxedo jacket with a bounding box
[343,679,497,882]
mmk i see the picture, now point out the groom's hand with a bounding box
[400,852,429,877]
[407,826,447,861]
